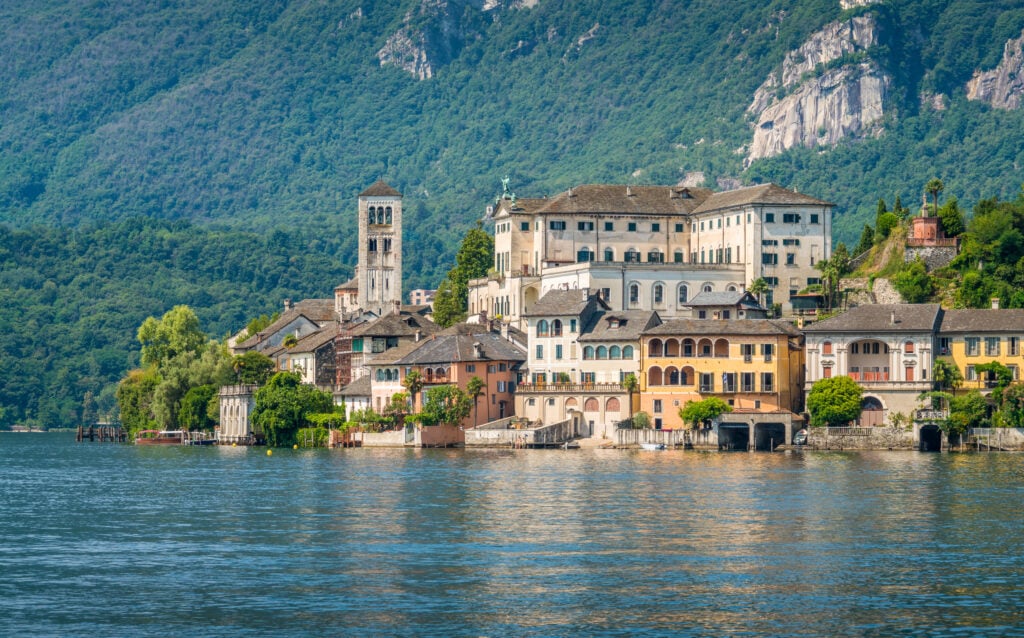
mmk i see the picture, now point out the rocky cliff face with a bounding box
[966,28,1024,110]
[746,15,889,165]
[378,0,538,80]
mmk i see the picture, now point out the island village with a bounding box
[208,178,1024,453]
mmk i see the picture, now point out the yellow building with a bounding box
[938,309,1024,391]
[639,319,804,448]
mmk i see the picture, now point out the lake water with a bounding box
[2,433,1024,637]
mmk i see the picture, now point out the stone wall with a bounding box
[904,246,957,271]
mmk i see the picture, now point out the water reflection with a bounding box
[2,434,1024,636]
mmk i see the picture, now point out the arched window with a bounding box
[674,249,684,263]
[622,345,634,359]
[584,398,599,412]
[665,339,679,356]
[384,206,392,224]
[606,397,621,412]
[577,248,595,262]
[552,319,563,336]
[368,207,377,224]
[681,366,694,385]
[609,345,622,359]
[597,346,608,360]
[682,339,694,357]
[666,367,680,385]
[629,283,640,306]
[603,248,615,262]
[823,341,833,355]
[648,367,663,386]
[714,338,729,357]
[649,339,663,357]
[537,320,549,337]
[678,285,689,305]
[436,367,446,381]
[653,283,664,305]
[904,341,914,354]
[703,284,713,293]
[625,248,640,263]
[583,346,595,360]
[727,285,737,292]
[425,368,434,382]
[384,369,393,381]
[376,369,384,381]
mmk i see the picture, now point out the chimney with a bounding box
[415,329,422,342]
[284,298,293,311]
[479,310,488,323]
[992,297,1001,310]
[625,186,633,197]
[567,187,575,197]
[890,310,896,325]
[500,321,509,340]
[473,342,483,359]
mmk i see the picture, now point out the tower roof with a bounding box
[359,180,402,197]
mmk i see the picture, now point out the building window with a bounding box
[966,337,980,357]
[604,248,615,262]
[762,239,779,246]
[674,250,684,263]
[535,345,543,359]
[783,238,801,246]
[762,253,778,265]
[499,363,507,371]
[555,345,563,360]
[905,366,915,381]
[1011,365,1020,380]
[600,288,611,301]
[628,222,637,232]
[985,337,1001,356]
[1010,337,1019,356]
[604,221,614,231]
[570,319,577,332]
[741,372,755,392]
[625,249,640,263]
[466,364,476,373]
[786,253,796,265]
[810,214,820,224]
[722,373,736,392]
[761,373,775,392]
[583,346,594,359]
[653,400,663,414]
[653,284,664,305]
[763,343,774,362]
[698,310,707,319]
[552,319,563,336]
[807,277,821,286]
[647,251,664,263]
[764,213,775,223]
[537,319,549,336]
[651,223,660,232]
[966,365,976,381]
[823,341,833,355]
[823,366,832,378]
[678,285,689,305]
[765,277,779,286]
[550,220,566,230]
[675,223,684,232]
[578,221,594,231]
[623,345,635,359]
[904,341,914,354]
[783,213,801,223]
[629,284,640,306]
[520,221,529,231]
[699,373,714,392]
[577,248,595,262]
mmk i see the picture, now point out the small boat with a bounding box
[135,430,186,445]
[639,442,666,451]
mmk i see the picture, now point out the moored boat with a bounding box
[135,430,186,445]
[639,442,666,451]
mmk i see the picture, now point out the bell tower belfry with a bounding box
[357,180,403,315]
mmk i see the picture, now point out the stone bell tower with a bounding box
[357,180,403,315]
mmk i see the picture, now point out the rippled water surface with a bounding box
[3,433,1024,636]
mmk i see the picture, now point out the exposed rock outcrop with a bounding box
[746,15,889,165]
[966,28,1024,110]
[840,0,880,8]
[378,0,539,80]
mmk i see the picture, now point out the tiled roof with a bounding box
[335,278,358,291]
[939,309,1024,333]
[337,375,371,397]
[525,289,605,317]
[643,318,802,337]
[803,304,942,333]
[359,180,402,197]
[235,299,337,349]
[349,313,439,337]
[692,183,832,213]
[372,331,527,366]
[684,291,761,308]
[493,197,550,216]
[289,323,342,353]
[579,311,662,342]
[532,184,712,215]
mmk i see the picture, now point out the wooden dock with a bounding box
[76,424,126,443]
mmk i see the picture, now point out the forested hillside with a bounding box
[2,0,1024,426]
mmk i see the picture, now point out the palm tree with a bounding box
[466,375,485,427]
[749,277,769,308]
[402,371,424,412]
[925,178,944,216]
[622,373,639,425]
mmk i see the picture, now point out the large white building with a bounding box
[469,182,833,325]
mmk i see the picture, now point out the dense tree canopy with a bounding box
[252,372,334,447]
[807,376,863,428]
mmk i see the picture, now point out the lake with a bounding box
[2,433,1023,637]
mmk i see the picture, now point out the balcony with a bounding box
[517,382,624,394]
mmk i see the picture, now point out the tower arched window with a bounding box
[385,206,392,224]
[369,207,377,224]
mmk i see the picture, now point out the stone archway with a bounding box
[859,396,885,427]
[919,424,942,452]
[718,423,749,451]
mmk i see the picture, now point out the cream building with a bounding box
[470,182,832,324]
